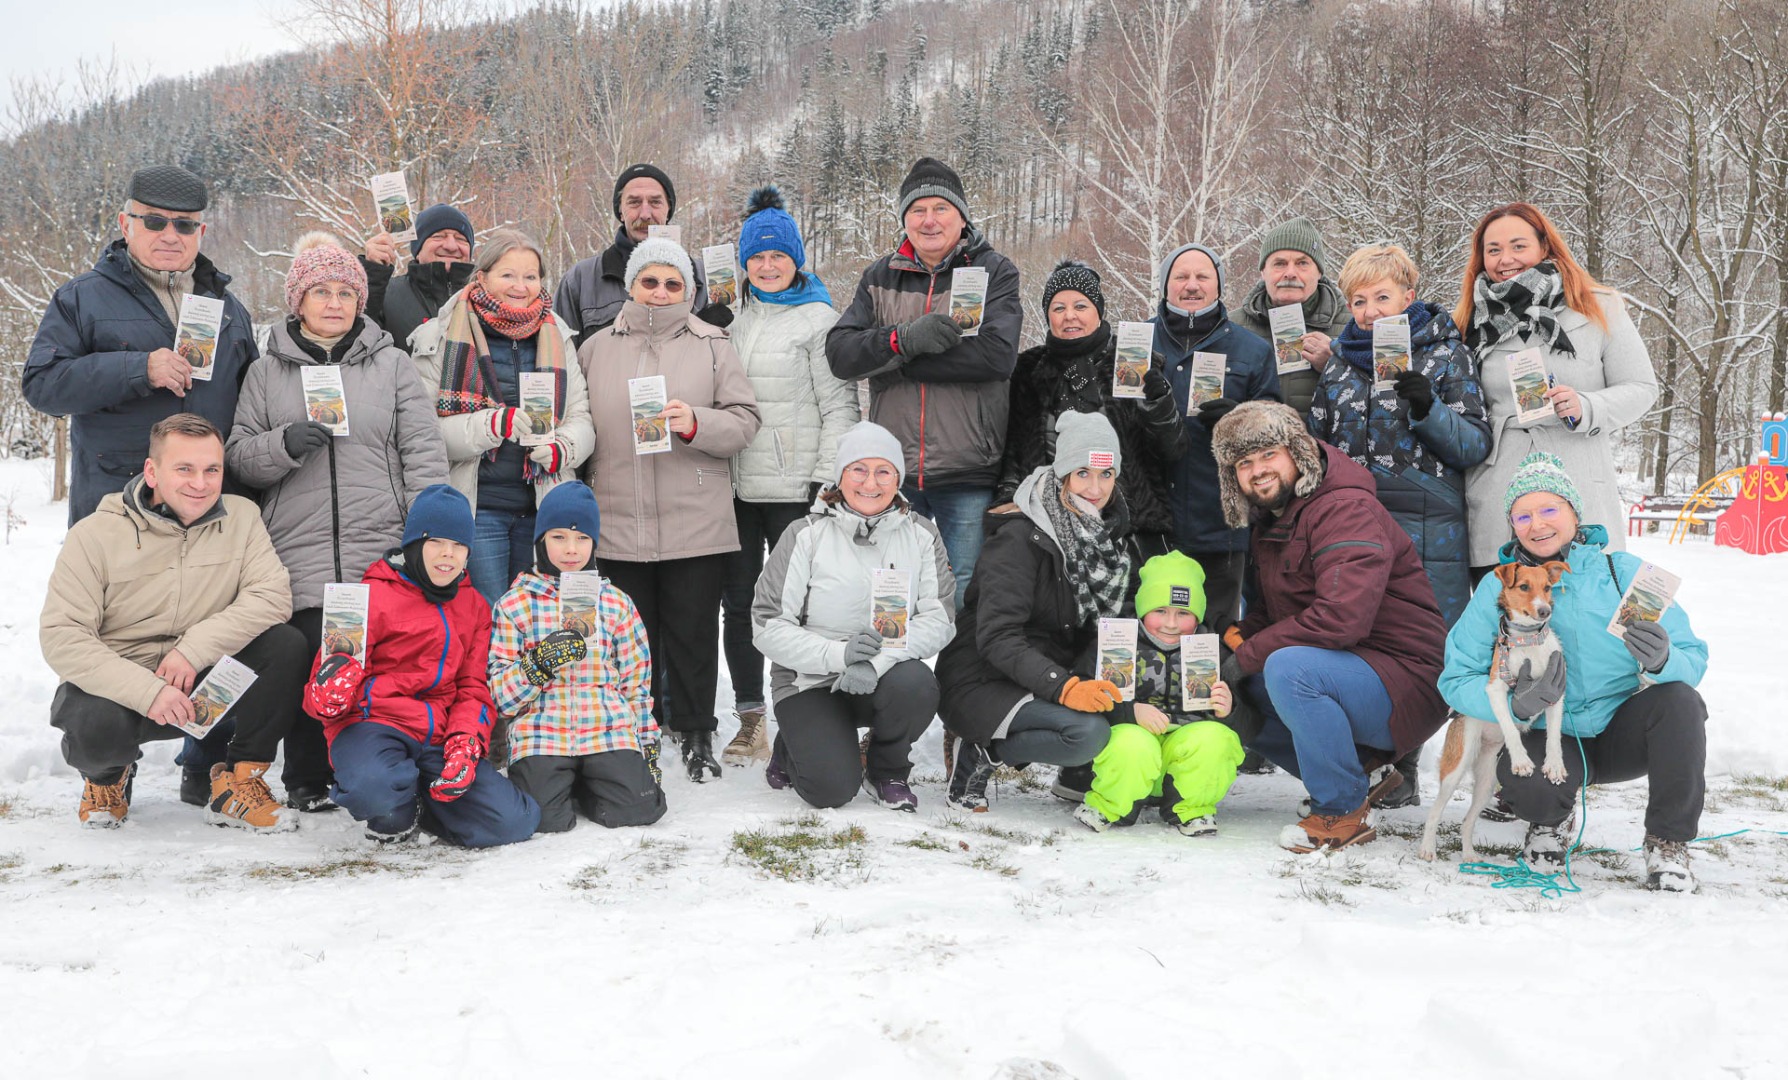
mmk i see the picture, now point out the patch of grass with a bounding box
[939,813,1059,848]
[1337,864,1401,890]
[0,797,14,818]
[969,849,1019,877]
[729,814,869,883]
[568,864,608,890]
[1733,773,1788,792]
[897,831,951,852]
[0,853,22,883]
[619,836,688,875]
[1292,879,1353,907]
[246,856,397,882]
[1578,848,1631,872]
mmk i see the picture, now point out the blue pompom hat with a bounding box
[738,186,806,270]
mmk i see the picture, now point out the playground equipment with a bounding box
[1713,412,1788,555]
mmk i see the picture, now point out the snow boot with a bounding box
[947,738,997,812]
[1643,835,1695,893]
[1176,813,1219,838]
[723,707,769,767]
[365,820,418,845]
[1375,749,1421,809]
[207,761,297,833]
[765,737,792,790]
[78,763,134,829]
[286,784,339,813]
[1051,763,1093,802]
[1072,802,1111,833]
[1521,811,1576,873]
[1279,799,1375,853]
[682,731,722,782]
[1238,749,1275,775]
[180,763,210,807]
[864,776,918,812]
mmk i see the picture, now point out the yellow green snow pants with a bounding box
[1084,721,1244,824]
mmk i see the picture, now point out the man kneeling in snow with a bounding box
[40,413,307,831]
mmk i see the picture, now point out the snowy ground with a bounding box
[2,456,1785,1079]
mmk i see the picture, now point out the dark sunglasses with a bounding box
[637,276,685,293]
[127,212,202,235]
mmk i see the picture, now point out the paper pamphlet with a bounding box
[1269,303,1310,375]
[1112,321,1153,400]
[703,243,740,307]
[518,371,557,447]
[1097,617,1139,702]
[646,224,682,244]
[175,293,225,382]
[948,267,988,338]
[182,655,258,740]
[320,583,371,665]
[370,171,416,243]
[559,570,604,639]
[301,367,350,437]
[1179,634,1221,713]
[870,568,912,652]
[629,375,671,455]
[1372,314,1411,391]
[1188,351,1227,410]
[1508,348,1553,425]
[1608,562,1682,641]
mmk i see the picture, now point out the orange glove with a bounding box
[1223,625,1246,651]
[1059,676,1121,713]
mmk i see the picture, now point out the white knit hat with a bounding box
[623,237,695,291]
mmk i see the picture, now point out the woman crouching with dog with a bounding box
[1439,451,1708,891]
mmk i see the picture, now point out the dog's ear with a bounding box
[1543,560,1570,584]
[1493,563,1521,588]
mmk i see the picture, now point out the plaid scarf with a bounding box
[435,284,569,481]
[1038,472,1133,625]
[1468,262,1576,357]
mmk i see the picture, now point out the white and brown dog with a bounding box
[1419,561,1571,862]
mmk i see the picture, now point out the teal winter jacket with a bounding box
[1439,525,1707,738]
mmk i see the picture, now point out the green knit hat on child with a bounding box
[1135,551,1208,621]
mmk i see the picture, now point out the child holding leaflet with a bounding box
[490,482,666,831]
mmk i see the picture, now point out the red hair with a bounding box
[1455,203,1607,332]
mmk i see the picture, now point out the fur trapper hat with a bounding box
[1210,401,1325,528]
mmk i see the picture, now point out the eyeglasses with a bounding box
[1510,506,1567,529]
[637,276,685,293]
[306,286,360,306]
[126,212,202,236]
[843,464,899,483]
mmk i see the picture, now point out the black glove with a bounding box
[1394,371,1434,421]
[1621,619,1671,674]
[1196,397,1240,428]
[283,421,333,459]
[1142,366,1172,401]
[521,628,588,687]
[894,313,962,358]
[842,629,884,667]
[695,302,734,329]
[1509,652,1566,720]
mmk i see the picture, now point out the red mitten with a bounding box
[304,653,364,720]
[430,732,483,802]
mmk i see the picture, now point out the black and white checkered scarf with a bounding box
[1468,261,1577,357]
[1038,472,1132,626]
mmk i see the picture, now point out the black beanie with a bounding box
[613,164,677,222]
[898,157,970,223]
[1042,260,1106,318]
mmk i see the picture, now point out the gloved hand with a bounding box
[642,736,662,784]
[894,313,962,358]
[1059,675,1121,713]
[429,732,483,802]
[521,628,588,687]
[283,421,334,459]
[834,661,880,695]
[487,407,534,443]
[1223,624,1246,652]
[1622,619,1671,674]
[1509,652,1566,719]
[842,629,884,668]
[1196,397,1239,428]
[1142,366,1172,401]
[695,302,735,329]
[1393,371,1435,421]
[528,438,565,475]
[303,652,364,719]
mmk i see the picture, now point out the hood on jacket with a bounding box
[1211,400,1326,528]
[613,298,715,342]
[265,315,394,367]
[114,472,228,536]
[1155,241,1224,315]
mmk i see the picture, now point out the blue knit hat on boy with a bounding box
[1503,451,1583,518]
[535,482,601,542]
[403,484,475,548]
[739,186,805,270]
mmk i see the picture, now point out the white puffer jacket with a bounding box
[729,298,857,502]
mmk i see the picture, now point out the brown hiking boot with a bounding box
[942,729,958,778]
[207,761,296,833]
[722,707,769,766]
[1278,799,1375,853]
[78,763,134,829]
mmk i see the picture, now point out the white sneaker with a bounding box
[1643,835,1695,893]
[1176,814,1218,838]
[1072,802,1111,833]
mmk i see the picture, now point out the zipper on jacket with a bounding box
[328,438,343,583]
[917,274,938,491]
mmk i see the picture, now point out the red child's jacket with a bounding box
[306,555,496,750]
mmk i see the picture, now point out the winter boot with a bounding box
[1279,799,1376,853]
[1051,763,1093,802]
[765,737,792,791]
[1375,749,1422,809]
[1238,748,1275,775]
[864,776,919,812]
[1521,810,1576,872]
[1176,814,1219,838]
[1643,835,1695,892]
[285,784,339,813]
[207,762,297,833]
[682,731,722,783]
[180,763,210,807]
[365,820,419,845]
[947,738,997,812]
[1072,802,1111,833]
[1301,766,1408,817]
[942,729,957,778]
[1483,790,1518,823]
[723,707,770,767]
[78,763,134,829]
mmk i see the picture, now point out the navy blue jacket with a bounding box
[1150,305,1281,552]
[25,239,258,524]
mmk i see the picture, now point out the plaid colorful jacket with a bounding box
[490,570,657,761]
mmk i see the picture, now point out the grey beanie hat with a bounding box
[1258,216,1328,275]
[1156,242,1225,304]
[623,236,695,291]
[833,420,907,488]
[1053,410,1123,478]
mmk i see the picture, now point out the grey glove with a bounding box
[283,421,333,459]
[842,629,884,667]
[1621,619,1671,674]
[834,661,880,695]
[894,313,963,358]
[1509,652,1566,719]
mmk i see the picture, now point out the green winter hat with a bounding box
[1504,451,1583,518]
[1258,216,1327,276]
[1135,551,1208,622]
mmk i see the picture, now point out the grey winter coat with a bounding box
[1234,277,1351,417]
[1464,289,1657,566]
[752,492,955,703]
[226,318,449,609]
[729,297,857,502]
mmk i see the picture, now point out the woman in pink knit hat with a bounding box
[223,232,450,812]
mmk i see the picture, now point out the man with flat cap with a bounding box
[26,164,259,525]
[554,162,715,347]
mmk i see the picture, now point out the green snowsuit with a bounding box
[1084,627,1247,824]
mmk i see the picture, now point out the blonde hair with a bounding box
[1338,243,1419,299]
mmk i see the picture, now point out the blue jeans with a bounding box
[470,508,536,606]
[993,699,1110,768]
[902,482,992,610]
[329,721,540,847]
[1243,647,1395,815]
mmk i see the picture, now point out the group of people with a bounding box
[25,156,1710,892]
